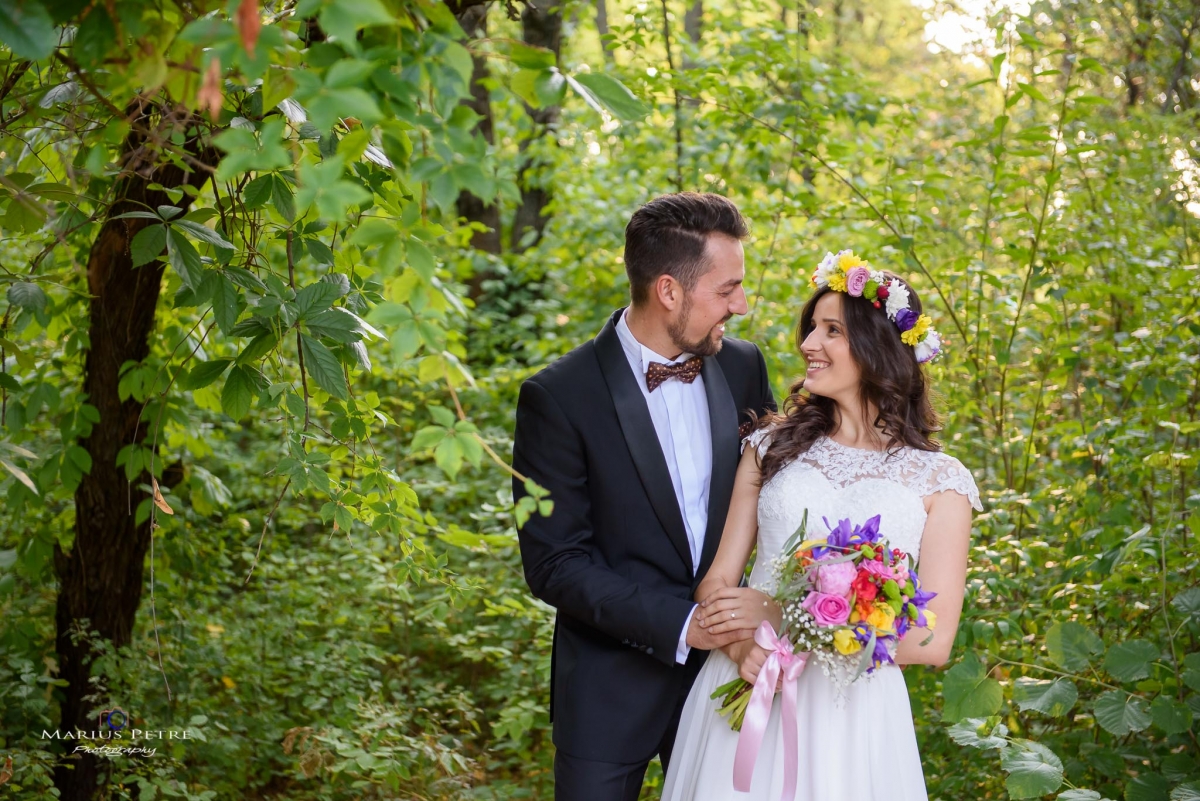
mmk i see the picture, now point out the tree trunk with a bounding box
[53,100,217,801]
[682,0,703,68]
[511,1,563,254]
[595,0,614,63]
[456,4,502,256]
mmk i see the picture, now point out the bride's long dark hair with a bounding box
[756,274,941,484]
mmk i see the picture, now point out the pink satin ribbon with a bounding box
[732,621,808,800]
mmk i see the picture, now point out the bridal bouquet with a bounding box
[710,511,937,732]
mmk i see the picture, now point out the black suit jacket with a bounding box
[512,309,776,762]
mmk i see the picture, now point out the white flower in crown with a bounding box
[884,279,910,320]
[812,251,840,287]
[913,329,942,364]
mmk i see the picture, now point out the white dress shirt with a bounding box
[615,309,711,664]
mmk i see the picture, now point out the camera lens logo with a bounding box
[99,708,128,732]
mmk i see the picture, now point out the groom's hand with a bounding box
[685,613,750,651]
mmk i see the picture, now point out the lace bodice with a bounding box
[743,428,981,595]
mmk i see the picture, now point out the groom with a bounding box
[512,192,776,799]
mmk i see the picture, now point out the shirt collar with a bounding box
[617,308,695,372]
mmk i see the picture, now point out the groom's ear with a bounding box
[654,273,682,311]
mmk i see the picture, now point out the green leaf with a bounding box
[243,174,274,209]
[66,445,92,473]
[1173,588,1200,621]
[271,175,295,222]
[221,365,255,420]
[304,308,362,342]
[1104,640,1160,682]
[295,281,345,318]
[1057,792,1105,801]
[7,281,47,311]
[1013,678,1078,717]
[942,658,1003,722]
[0,457,37,494]
[1171,781,1200,801]
[130,225,167,267]
[946,717,1009,750]
[1045,621,1104,671]
[1125,773,1168,801]
[1001,740,1064,799]
[181,358,232,391]
[406,238,436,281]
[411,425,446,450]
[236,330,279,364]
[434,435,463,478]
[0,0,57,60]
[428,405,456,427]
[172,219,234,250]
[569,72,650,121]
[299,334,348,400]
[317,0,394,47]
[1093,690,1151,736]
[1183,653,1200,692]
[212,274,241,334]
[509,41,556,69]
[1150,695,1193,735]
[166,228,204,290]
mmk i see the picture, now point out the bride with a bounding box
[660,253,981,801]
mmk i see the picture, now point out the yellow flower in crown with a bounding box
[836,252,866,271]
[827,272,848,292]
[833,629,863,655]
[866,603,897,635]
[900,314,932,347]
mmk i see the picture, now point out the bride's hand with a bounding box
[723,641,782,688]
[695,586,781,636]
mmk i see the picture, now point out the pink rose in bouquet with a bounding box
[801,592,851,626]
[815,560,857,597]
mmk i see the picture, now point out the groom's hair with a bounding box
[624,192,748,306]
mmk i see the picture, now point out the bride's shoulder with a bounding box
[907,448,982,511]
[740,419,784,459]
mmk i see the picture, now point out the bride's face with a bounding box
[800,293,860,403]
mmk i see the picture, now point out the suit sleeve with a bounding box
[512,377,695,667]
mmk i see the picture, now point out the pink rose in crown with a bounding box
[845,266,870,297]
[801,591,852,626]
[815,560,857,598]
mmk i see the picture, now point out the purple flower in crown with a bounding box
[894,308,918,332]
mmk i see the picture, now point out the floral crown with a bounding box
[810,250,943,364]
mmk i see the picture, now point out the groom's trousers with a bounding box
[553,685,688,801]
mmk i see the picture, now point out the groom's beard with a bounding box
[668,293,725,358]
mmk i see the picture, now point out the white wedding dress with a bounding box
[661,431,982,801]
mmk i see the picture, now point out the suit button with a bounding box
[646,647,654,655]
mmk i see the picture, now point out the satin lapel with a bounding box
[594,311,694,574]
[698,355,738,577]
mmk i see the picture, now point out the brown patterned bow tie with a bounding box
[645,357,703,392]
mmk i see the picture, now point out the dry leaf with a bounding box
[0,756,12,785]
[198,57,223,121]
[236,0,262,58]
[151,477,174,515]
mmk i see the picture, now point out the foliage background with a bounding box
[1,0,1198,799]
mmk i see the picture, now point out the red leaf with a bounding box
[236,0,262,58]
[198,57,223,121]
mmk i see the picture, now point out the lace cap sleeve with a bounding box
[741,423,777,459]
[923,453,983,511]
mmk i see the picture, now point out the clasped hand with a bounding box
[694,587,784,686]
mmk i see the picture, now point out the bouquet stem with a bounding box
[710,678,754,731]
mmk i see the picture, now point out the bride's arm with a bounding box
[689,449,783,676]
[693,446,762,604]
[895,489,973,667]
